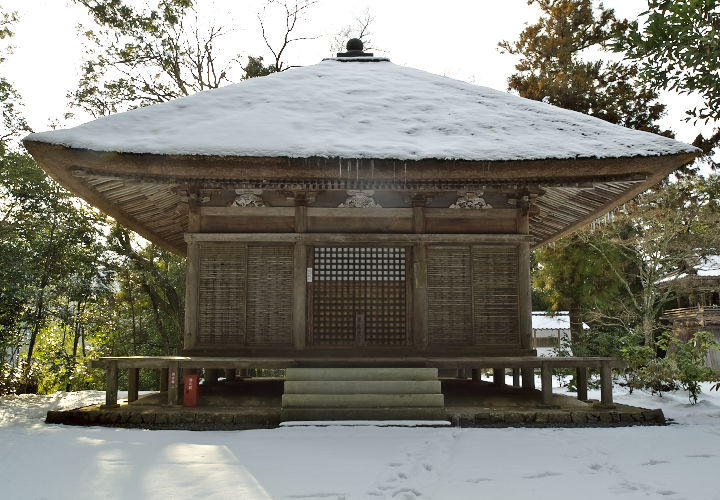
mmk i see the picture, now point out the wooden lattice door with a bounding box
[309,247,410,346]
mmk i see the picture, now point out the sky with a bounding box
[1,0,715,149]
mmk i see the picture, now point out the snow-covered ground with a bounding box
[2,380,720,500]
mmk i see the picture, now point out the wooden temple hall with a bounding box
[25,41,698,421]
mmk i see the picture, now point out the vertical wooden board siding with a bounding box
[471,245,520,345]
[198,243,247,345]
[246,246,294,344]
[426,246,473,345]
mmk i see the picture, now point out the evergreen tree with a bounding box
[500,0,673,347]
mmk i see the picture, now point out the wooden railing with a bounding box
[662,304,720,319]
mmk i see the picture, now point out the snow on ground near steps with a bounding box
[1,383,720,500]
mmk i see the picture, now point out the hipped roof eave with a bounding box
[23,139,699,256]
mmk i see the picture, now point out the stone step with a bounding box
[282,393,445,408]
[281,407,448,421]
[285,367,438,381]
[284,380,442,394]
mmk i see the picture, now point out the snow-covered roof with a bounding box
[658,255,720,284]
[532,311,589,330]
[25,59,697,161]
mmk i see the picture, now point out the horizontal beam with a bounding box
[184,233,534,244]
[90,355,626,370]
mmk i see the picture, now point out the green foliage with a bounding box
[618,333,655,393]
[659,330,719,404]
[613,1,720,158]
[635,358,679,397]
[534,232,627,342]
[614,1,720,126]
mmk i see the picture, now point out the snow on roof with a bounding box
[657,255,720,284]
[25,59,698,161]
[532,311,589,330]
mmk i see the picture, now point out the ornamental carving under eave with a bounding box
[231,190,266,207]
[450,191,492,209]
[338,190,382,208]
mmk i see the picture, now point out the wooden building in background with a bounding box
[661,256,720,370]
[23,43,698,369]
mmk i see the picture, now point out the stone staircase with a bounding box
[281,368,446,421]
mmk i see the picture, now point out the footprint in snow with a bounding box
[686,453,715,458]
[392,488,422,499]
[466,478,493,483]
[642,459,670,466]
[521,471,562,479]
[656,490,677,496]
[588,464,603,471]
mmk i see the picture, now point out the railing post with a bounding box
[521,367,535,389]
[540,362,553,406]
[576,367,588,401]
[104,361,119,408]
[600,360,614,406]
[128,367,139,403]
[160,367,169,392]
[168,361,181,405]
[493,367,504,386]
[512,368,521,388]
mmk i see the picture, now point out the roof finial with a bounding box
[337,38,373,57]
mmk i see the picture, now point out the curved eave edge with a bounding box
[23,139,699,255]
[24,140,186,255]
[529,150,699,249]
[22,139,700,182]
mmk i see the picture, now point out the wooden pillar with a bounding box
[518,240,533,352]
[294,205,307,233]
[205,368,219,384]
[104,361,119,408]
[168,361,181,405]
[128,368,139,403]
[600,361,614,406]
[413,243,428,348]
[292,240,307,350]
[493,367,504,386]
[225,368,237,381]
[576,367,588,401]
[471,368,480,382]
[412,206,426,234]
[456,368,467,379]
[522,367,535,389]
[512,368,521,388]
[160,368,169,392]
[184,239,200,350]
[541,363,553,406]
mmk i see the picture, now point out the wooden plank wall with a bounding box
[426,244,520,347]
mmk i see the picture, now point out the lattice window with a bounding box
[198,243,247,345]
[311,247,408,346]
[246,246,294,344]
[427,246,473,345]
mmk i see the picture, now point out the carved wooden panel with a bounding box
[427,246,473,345]
[246,246,294,344]
[310,247,409,346]
[198,243,247,345]
[472,246,519,344]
